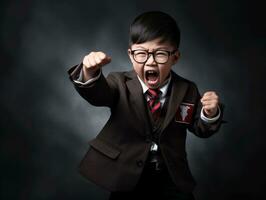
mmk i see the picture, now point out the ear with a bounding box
[128,49,134,63]
[172,51,180,65]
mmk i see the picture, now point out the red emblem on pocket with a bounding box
[175,102,195,124]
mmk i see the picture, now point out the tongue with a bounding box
[147,74,158,81]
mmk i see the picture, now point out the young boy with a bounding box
[68,11,224,200]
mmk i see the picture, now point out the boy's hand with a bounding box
[200,91,219,118]
[82,52,111,81]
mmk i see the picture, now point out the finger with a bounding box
[202,95,218,102]
[88,55,97,67]
[96,52,111,66]
[201,94,218,102]
[83,56,92,68]
[201,99,218,106]
[97,52,107,60]
[203,100,218,108]
[83,53,97,68]
[202,101,218,107]
[202,98,218,105]
[202,103,215,109]
[94,54,105,66]
[202,91,218,96]
[203,104,217,109]
[201,97,218,103]
[203,105,217,111]
[201,98,218,104]
[202,92,218,99]
[94,52,101,63]
[202,104,217,111]
[203,91,217,96]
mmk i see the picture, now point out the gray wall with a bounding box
[1,0,265,199]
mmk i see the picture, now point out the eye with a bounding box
[155,51,168,57]
[134,51,147,57]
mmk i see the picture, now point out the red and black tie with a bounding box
[147,88,161,120]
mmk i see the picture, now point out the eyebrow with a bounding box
[132,46,171,50]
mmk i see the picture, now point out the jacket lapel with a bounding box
[125,71,151,137]
[125,70,189,137]
[161,71,189,133]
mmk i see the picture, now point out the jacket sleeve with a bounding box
[68,63,119,108]
[188,83,225,138]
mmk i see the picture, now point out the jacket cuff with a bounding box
[73,69,102,85]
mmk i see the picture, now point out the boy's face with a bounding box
[128,38,180,89]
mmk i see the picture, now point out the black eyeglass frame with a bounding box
[130,49,178,64]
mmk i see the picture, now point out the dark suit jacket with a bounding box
[68,63,224,193]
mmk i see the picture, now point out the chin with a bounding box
[144,80,161,89]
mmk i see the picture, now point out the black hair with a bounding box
[129,11,180,48]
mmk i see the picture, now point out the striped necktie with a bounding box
[147,88,161,120]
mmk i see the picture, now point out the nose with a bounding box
[146,54,156,65]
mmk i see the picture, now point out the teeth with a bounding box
[146,70,157,75]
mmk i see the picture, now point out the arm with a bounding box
[188,85,225,138]
[68,52,118,108]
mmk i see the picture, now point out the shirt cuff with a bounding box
[200,106,221,123]
[73,69,102,85]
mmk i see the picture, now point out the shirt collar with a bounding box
[137,73,172,98]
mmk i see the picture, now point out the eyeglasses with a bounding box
[130,49,177,64]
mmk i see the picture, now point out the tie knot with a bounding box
[147,88,160,99]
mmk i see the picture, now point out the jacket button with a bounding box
[136,160,144,167]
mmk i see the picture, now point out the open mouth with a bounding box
[145,70,159,86]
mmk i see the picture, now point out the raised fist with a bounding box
[82,51,111,81]
[201,91,219,118]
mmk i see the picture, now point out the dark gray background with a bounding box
[1,0,265,199]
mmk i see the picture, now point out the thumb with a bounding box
[101,56,112,66]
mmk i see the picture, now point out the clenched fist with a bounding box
[200,91,219,118]
[82,51,111,81]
